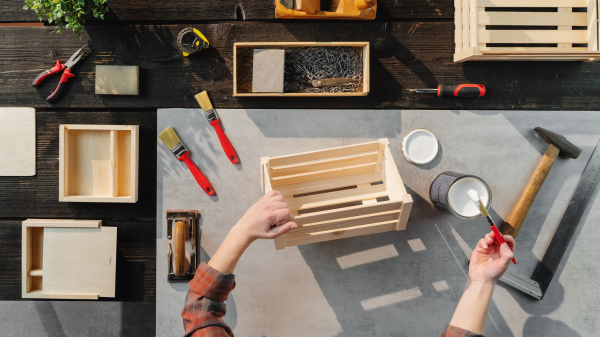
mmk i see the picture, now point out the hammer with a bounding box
[501,127,581,238]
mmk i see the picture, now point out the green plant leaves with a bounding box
[23,0,109,37]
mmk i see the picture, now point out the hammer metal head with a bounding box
[535,127,581,159]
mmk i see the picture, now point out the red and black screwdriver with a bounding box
[408,84,486,98]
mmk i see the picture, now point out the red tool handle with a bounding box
[47,68,75,102]
[438,84,486,97]
[210,120,239,164]
[32,59,65,87]
[490,225,517,264]
[178,151,216,196]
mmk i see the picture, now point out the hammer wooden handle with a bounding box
[502,144,560,238]
[173,221,187,276]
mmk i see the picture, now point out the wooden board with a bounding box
[43,226,117,298]
[0,108,35,176]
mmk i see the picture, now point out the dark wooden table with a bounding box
[1,0,599,302]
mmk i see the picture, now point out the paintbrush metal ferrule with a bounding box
[484,215,496,228]
[203,108,218,123]
[170,142,188,159]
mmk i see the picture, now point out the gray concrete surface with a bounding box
[157,109,600,337]
[0,301,155,336]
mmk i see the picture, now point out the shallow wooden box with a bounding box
[22,219,117,299]
[59,124,139,203]
[233,42,370,97]
[261,138,413,250]
[454,0,600,61]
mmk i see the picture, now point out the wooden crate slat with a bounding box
[463,0,471,51]
[588,0,600,50]
[270,151,378,178]
[270,162,376,187]
[290,210,400,235]
[478,11,587,26]
[284,220,398,247]
[456,0,464,53]
[268,141,380,167]
[478,0,588,7]
[293,200,404,226]
[286,184,387,211]
[478,30,587,44]
[276,172,382,197]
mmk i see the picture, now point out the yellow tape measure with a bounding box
[177,28,210,57]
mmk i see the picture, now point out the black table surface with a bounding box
[1,0,599,301]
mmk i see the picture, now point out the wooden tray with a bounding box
[22,219,117,299]
[261,138,413,250]
[233,42,370,97]
[454,0,600,61]
[59,124,139,203]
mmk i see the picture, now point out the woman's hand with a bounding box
[469,231,515,284]
[231,190,297,244]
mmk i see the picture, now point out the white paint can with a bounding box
[429,171,491,219]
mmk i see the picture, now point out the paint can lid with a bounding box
[402,129,439,165]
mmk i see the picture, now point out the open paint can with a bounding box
[429,171,492,219]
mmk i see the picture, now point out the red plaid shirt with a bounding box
[182,263,482,337]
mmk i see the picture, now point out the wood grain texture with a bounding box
[0,108,36,176]
[1,219,155,301]
[2,23,600,110]
[0,111,155,219]
[0,0,453,22]
[43,226,117,298]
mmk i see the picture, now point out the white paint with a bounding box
[336,244,399,269]
[448,177,489,218]
[402,129,439,165]
[360,287,423,310]
[407,238,427,252]
[468,189,479,203]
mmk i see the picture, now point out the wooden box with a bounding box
[233,42,370,97]
[261,138,413,250]
[59,124,139,203]
[22,219,117,299]
[454,0,600,61]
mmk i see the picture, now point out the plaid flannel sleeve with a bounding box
[182,263,236,337]
[440,324,485,337]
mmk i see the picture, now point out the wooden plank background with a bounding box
[1,23,600,110]
[0,111,156,301]
[0,0,454,21]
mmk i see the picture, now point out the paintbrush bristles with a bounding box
[158,126,182,149]
[468,189,489,217]
[478,199,489,218]
[195,91,213,111]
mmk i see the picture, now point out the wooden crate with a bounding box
[22,219,117,299]
[454,0,600,61]
[233,42,370,97]
[59,124,139,203]
[261,138,413,250]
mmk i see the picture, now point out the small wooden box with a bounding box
[261,138,413,250]
[59,124,139,203]
[233,42,370,97]
[454,0,600,62]
[22,219,117,299]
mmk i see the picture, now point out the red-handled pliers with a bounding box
[32,45,89,102]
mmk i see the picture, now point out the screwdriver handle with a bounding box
[438,84,486,97]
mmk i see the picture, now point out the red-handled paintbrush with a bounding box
[195,91,239,164]
[468,189,516,264]
[158,126,215,196]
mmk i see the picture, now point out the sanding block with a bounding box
[252,49,285,93]
[166,210,200,282]
[95,65,139,95]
